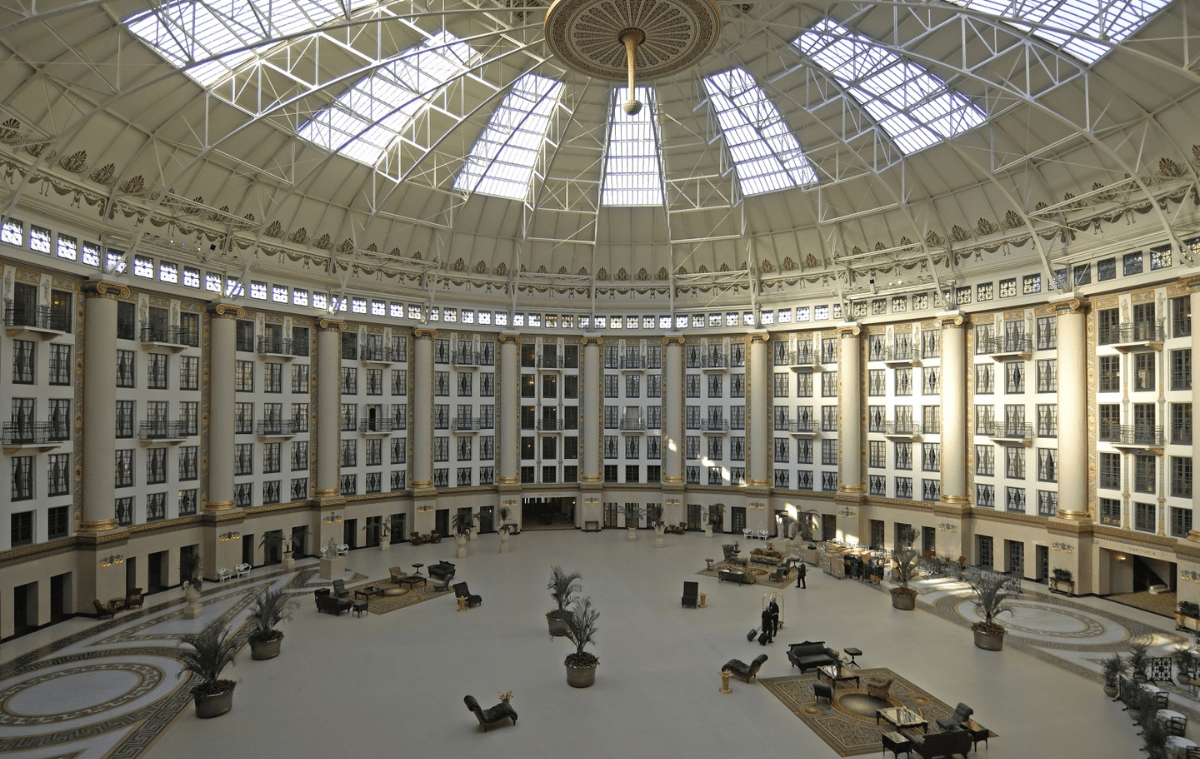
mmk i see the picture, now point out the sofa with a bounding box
[909,729,972,759]
[718,568,756,584]
[722,654,768,683]
[314,588,353,615]
[786,641,839,672]
[428,560,457,581]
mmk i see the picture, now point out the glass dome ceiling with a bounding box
[0,0,1194,313]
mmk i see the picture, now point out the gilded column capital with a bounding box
[207,303,246,319]
[935,314,965,329]
[82,282,130,300]
[317,318,348,332]
[661,335,685,346]
[414,327,438,340]
[1053,298,1088,316]
[834,324,861,339]
[497,332,521,345]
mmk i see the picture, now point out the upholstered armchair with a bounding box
[389,567,408,585]
[331,579,350,598]
[94,599,120,619]
[722,654,768,683]
[410,532,426,546]
[935,702,974,731]
[682,581,699,608]
[866,674,893,700]
[124,588,144,609]
[464,695,517,731]
[428,530,443,544]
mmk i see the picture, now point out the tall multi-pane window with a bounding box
[115,450,134,487]
[48,454,70,496]
[180,356,199,390]
[975,445,995,476]
[974,364,994,394]
[265,363,283,393]
[117,349,135,387]
[12,457,34,501]
[1037,449,1058,482]
[1098,355,1121,392]
[179,446,198,480]
[1134,502,1155,532]
[292,365,310,393]
[116,401,134,438]
[147,353,168,389]
[235,360,254,392]
[894,442,912,470]
[1099,452,1120,489]
[235,443,253,475]
[1171,507,1193,538]
[49,344,71,385]
[1171,457,1193,498]
[868,441,885,468]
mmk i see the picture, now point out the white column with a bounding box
[497,333,521,484]
[747,333,771,487]
[80,283,126,530]
[413,328,436,488]
[206,304,241,510]
[938,316,968,505]
[580,336,603,482]
[315,320,343,497]
[1056,301,1090,520]
[662,336,685,483]
[837,325,863,494]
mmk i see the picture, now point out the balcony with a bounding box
[787,419,819,437]
[699,419,729,435]
[138,420,192,444]
[3,421,70,453]
[257,419,299,437]
[1100,321,1164,352]
[619,418,646,434]
[453,350,484,368]
[142,324,195,350]
[360,346,400,364]
[982,336,1032,361]
[884,346,918,367]
[619,354,646,372]
[984,421,1033,446]
[786,349,820,372]
[5,304,69,340]
[537,420,563,433]
[700,353,728,372]
[359,418,399,435]
[883,421,921,440]
[1111,425,1165,452]
[257,336,300,359]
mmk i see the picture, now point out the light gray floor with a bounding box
[0,530,1159,758]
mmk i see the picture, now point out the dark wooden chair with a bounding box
[454,582,482,608]
[428,531,443,544]
[410,532,426,546]
[682,581,699,608]
[124,588,145,609]
[94,599,120,619]
[464,695,517,731]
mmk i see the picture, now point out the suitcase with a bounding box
[746,628,758,641]
[758,630,770,645]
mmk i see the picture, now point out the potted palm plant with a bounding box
[648,504,665,547]
[498,506,513,553]
[1174,646,1197,691]
[625,505,645,540]
[890,535,921,610]
[564,596,600,688]
[177,621,237,718]
[247,588,298,660]
[1102,653,1128,698]
[968,570,1013,650]
[452,511,476,558]
[547,565,581,639]
[180,552,203,619]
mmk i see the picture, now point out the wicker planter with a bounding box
[249,633,283,660]
[192,682,235,718]
[891,590,917,610]
[566,661,598,688]
[973,626,1005,651]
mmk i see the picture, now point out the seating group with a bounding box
[314,587,353,615]
[464,695,517,731]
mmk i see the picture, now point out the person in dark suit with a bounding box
[760,607,774,644]
[796,562,807,589]
[768,599,780,637]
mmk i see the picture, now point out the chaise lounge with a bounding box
[786,640,839,672]
[464,695,517,731]
[454,582,482,608]
[909,729,972,759]
[722,654,768,683]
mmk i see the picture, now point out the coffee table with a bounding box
[817,664,860,690]
[399,575,427,588]
[876,707,928,733]
[354,586,381,601]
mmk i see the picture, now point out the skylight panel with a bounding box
[298,31,475,165]
[795,19,986,155]
[455,74,564,200]
[125,0,377,87]
[702,68,818,197]
[601,87,664,207]
[951,0,1171,65]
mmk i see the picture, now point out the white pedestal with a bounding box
[705,525,713,538]
[281,556,295,571]
[627,528,637,541]
[656,536,665,548]
[379,541,391,552]
[319,556,345,580]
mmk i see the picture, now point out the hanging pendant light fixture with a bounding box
[544,0,722,115]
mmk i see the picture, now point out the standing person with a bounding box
[768,599,780,637]
[796,562,807,589]
[760,607,774,644]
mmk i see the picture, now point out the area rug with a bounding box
[350,579,455,616]
[760,667,989,757]
[696,565,796,589]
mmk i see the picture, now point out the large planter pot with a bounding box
[547,612,572,639]
[1103,683,1119,698]
[891,590,917,610]
[456,535,468,559]
[500,532,510,553]
[704,525,713,538]
[249,633,283,660]
[566,661,598,688]
[973,626,1005,651]
[183,583,203,620]
[192,682,235,718]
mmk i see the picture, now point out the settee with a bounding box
[786,640,839,672]
[718,568,756,584]
[314,588,353,615]
[722,654,768,683]
[428,560,457,581]
[909,729,972,759]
